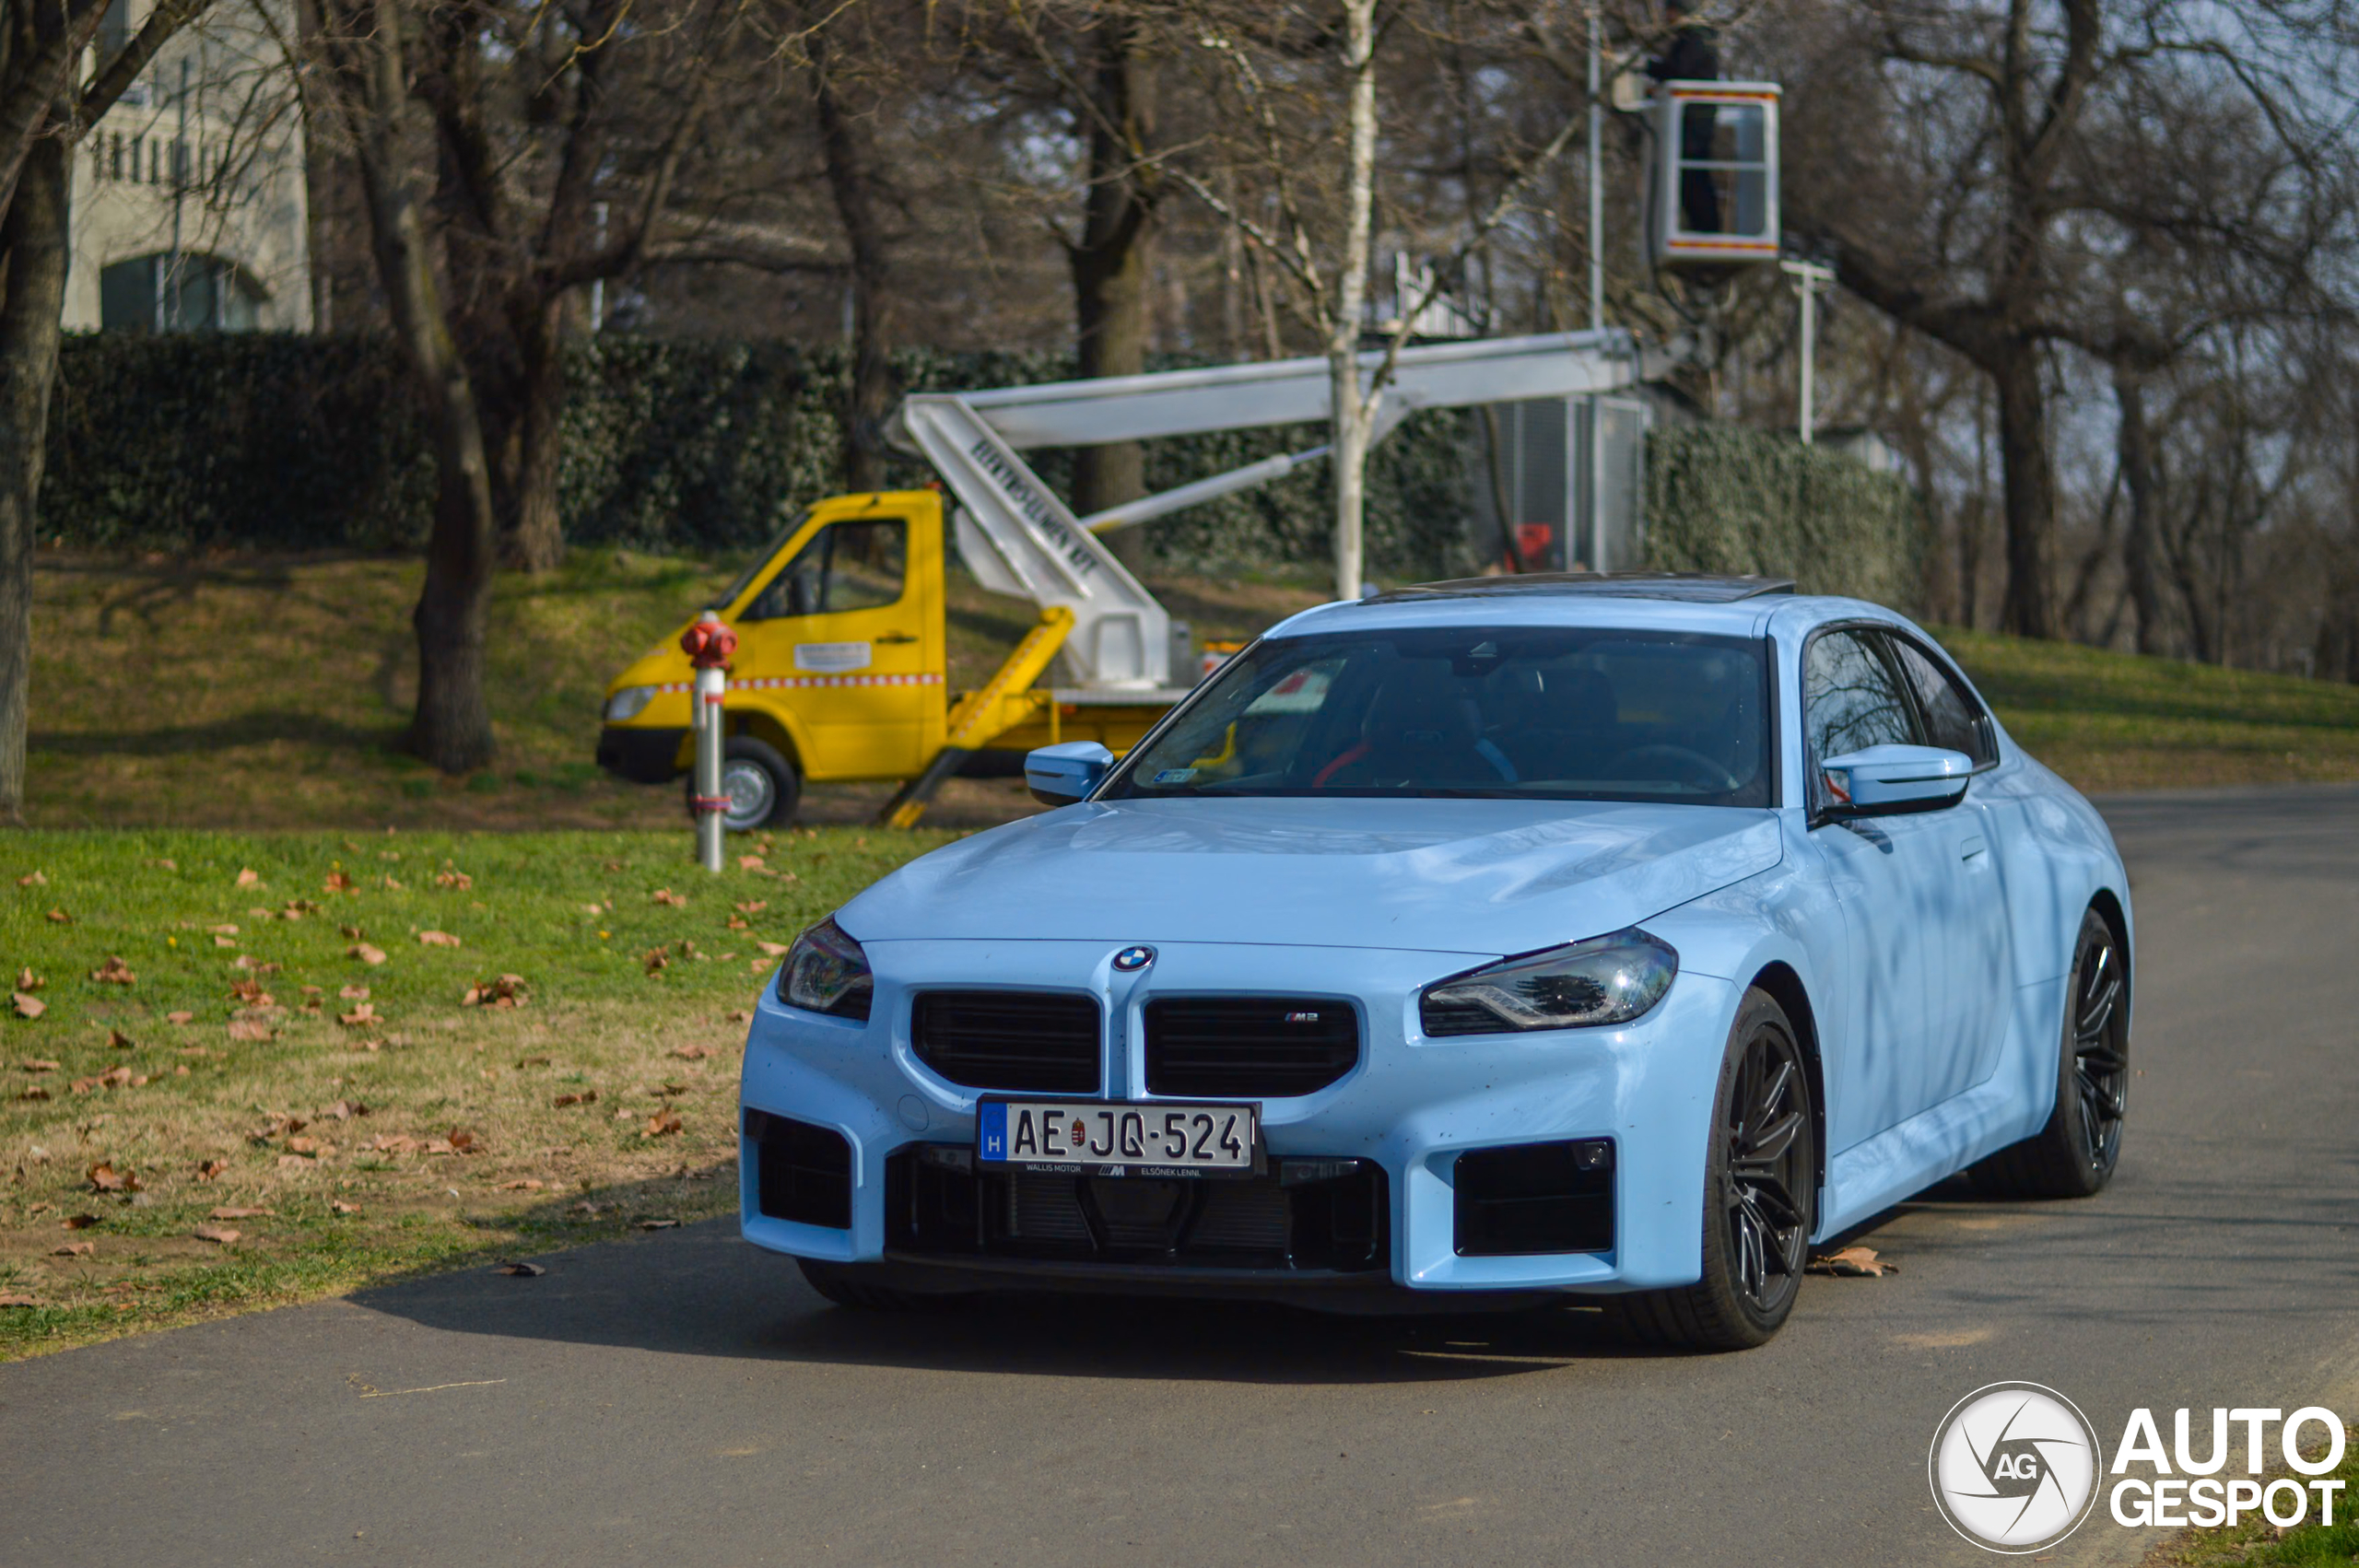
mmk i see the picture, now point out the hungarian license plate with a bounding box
[977,1100,1262,1177]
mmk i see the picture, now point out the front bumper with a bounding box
[596,724,687,784]
[737,938,1739,1299]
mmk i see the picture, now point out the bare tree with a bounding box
[1,0,220,823]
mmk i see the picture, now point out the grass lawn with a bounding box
[1933,628,2359,792]
[0,825,951,1359]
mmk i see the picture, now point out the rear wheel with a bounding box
[1613,988,1815,1352]
[689,736,800,832]
[1971,907,2128,1199]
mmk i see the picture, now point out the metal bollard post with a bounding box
[680,610,737,873]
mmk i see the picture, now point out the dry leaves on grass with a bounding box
[643,1111,684,1139]
[651,888,688,907]
[193,1226,240,1246]
[323,872,356,893]
[347,942,387,966]
[460,975,527,1009]
[44,907,71,923]
[672,1043,718,1059]
[321,1099,369,1120]
[499,1179,545,1191]
[89,955,136,985]
[234,868,261,888]
[1806,1246,1897,1278]
[436,870,474,891]
[167,1011,194,1024]
[13,991,46,1018]
[0,1293,44,1307]
[194,1159,228,1181]
[331,1200,361,1215]
[86,1163,141,1193]
[338,1002,381,1028]
[418,930,461,948]
[17,1086,51,1101]
[209,1206,274,1220]
[18,870,47,886]
[52,1241,95,1258]
[61,1213,99,1230]
[641,948,670,977]
[19,1058,59,1071]
[754,941,791,958]
[339,985,370,1001]
[227,1019,275,1043]
[106,1028,135,1050]
[15,967,41,991]
[229,977,274,1007]
[70,1065,138,1094]
[551,1090,599,1107]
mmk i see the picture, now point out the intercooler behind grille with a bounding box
[910,990,1101,1093]
[1144,997,1360,1097]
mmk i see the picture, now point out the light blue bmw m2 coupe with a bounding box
[738,574,2131,1349]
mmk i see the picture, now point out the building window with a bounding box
[100,253,268,333]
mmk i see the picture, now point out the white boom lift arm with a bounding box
[887,327,1660,693]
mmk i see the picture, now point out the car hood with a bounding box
[844,798,1782,956]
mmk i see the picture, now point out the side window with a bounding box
[1886,637,1995,766]
[745,518,907,620]
[1803,629,1920,763]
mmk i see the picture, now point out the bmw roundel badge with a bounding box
[1111,945,1156,973]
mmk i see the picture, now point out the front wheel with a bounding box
[1612,987,1816,1352]
[689,736,801,832]
[1971,907,2128,1199]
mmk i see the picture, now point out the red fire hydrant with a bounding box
[682,611,736,872]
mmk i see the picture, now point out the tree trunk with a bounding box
[1327,0,1379,603]
[505,296,566,572]
[2112,366,2165,656]
[1067,19,1156,562]
[1991,345,2056,639]
[810,29,891,496]
[0,136,67,825]
[341,0,499,772]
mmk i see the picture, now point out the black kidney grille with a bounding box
[910,990,1101,1093]
[1144,998,1360,1098]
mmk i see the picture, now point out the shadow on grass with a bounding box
[28,713,410,758]
[343,1173,1666,1387]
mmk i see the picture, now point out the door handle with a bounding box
[875,633,919,645]
[1958,836,1988,861]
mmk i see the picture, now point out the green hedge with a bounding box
[1643,424,1923,607]
[41,334,1919,599]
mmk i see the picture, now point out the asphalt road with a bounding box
[6,785,2358,1568]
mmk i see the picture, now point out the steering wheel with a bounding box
[1603,743,1743,793]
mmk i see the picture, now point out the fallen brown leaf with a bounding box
[338,1002,381,1027]
[195,1159,228,1181]
[339,985,370,1001]
[12,991,46,1019]
[642,948,670,976]
[754,941,792,958]
[227,1019,275,1043]
[20,1058,59,1071]
[0,1293,44,1307]
[651,888,687,907]
[418,930,461,947]
[736,855,765,870]
[671,1044,717,1060]
[551,1089,598,1107]
[643,1111,684,1138]
[86,1163,140,1193]
[167,1011,194,1024]
[436,870,474,890]
[18,1085,51,1101]
[214,934,239,948]
[725,916,750,930]
[45,907,71,923]
[276,1154,312,1171]
[323,872,356,893]
[209,1206,275,1220]
[331,1200,361,1215]
[499,1179,545,1191]
[17,870,47,886]
[516,1054,551,1068]
[52,1241,95,1258]
[89,955,137,985]
[447,1128,480,1153]
[734,900,768,915]
[106,1028,135,1050]
[347,942,387,966]
[1806,1246,1897,1278]
[749,958,773,977]
[285,1137,321,1156]
[234,868,261,887]
[60,1213,99,1230]
[192,1226,240,1246]
[14,966,41,990]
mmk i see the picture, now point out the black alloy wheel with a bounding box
[1611,988,1816,1352]
[1972,907,2130,1199]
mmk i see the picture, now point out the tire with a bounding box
[796,1258,969,1313]
[1612,988,1816,1352]
[1971,907,2128,1199]
[689,736,800,832]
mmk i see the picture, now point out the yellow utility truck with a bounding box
[596,328,1662,828]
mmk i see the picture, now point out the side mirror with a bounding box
[1025,741,1115,807]
[1820,744,1975,816]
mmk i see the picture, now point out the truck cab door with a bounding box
[729,501,942,780]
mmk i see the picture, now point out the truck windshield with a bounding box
[1101,626,1773,807]
[707,509,813,612]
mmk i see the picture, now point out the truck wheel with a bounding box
[693,736,800,831]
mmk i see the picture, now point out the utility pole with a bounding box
[1779,259,1835,443]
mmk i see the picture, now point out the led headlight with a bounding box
[779,916,874,1020]
[1420,928,1677,1036]
[604,685,658,723]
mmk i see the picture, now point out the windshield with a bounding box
[1102,626,1773,807]
[706,509,813,612]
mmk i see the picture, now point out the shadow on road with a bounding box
[347,1218,1686,1386]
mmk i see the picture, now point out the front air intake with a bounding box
[745,1109,852,1229]
[1453,1139,1614,1256]
[1144,997,1360,1097]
